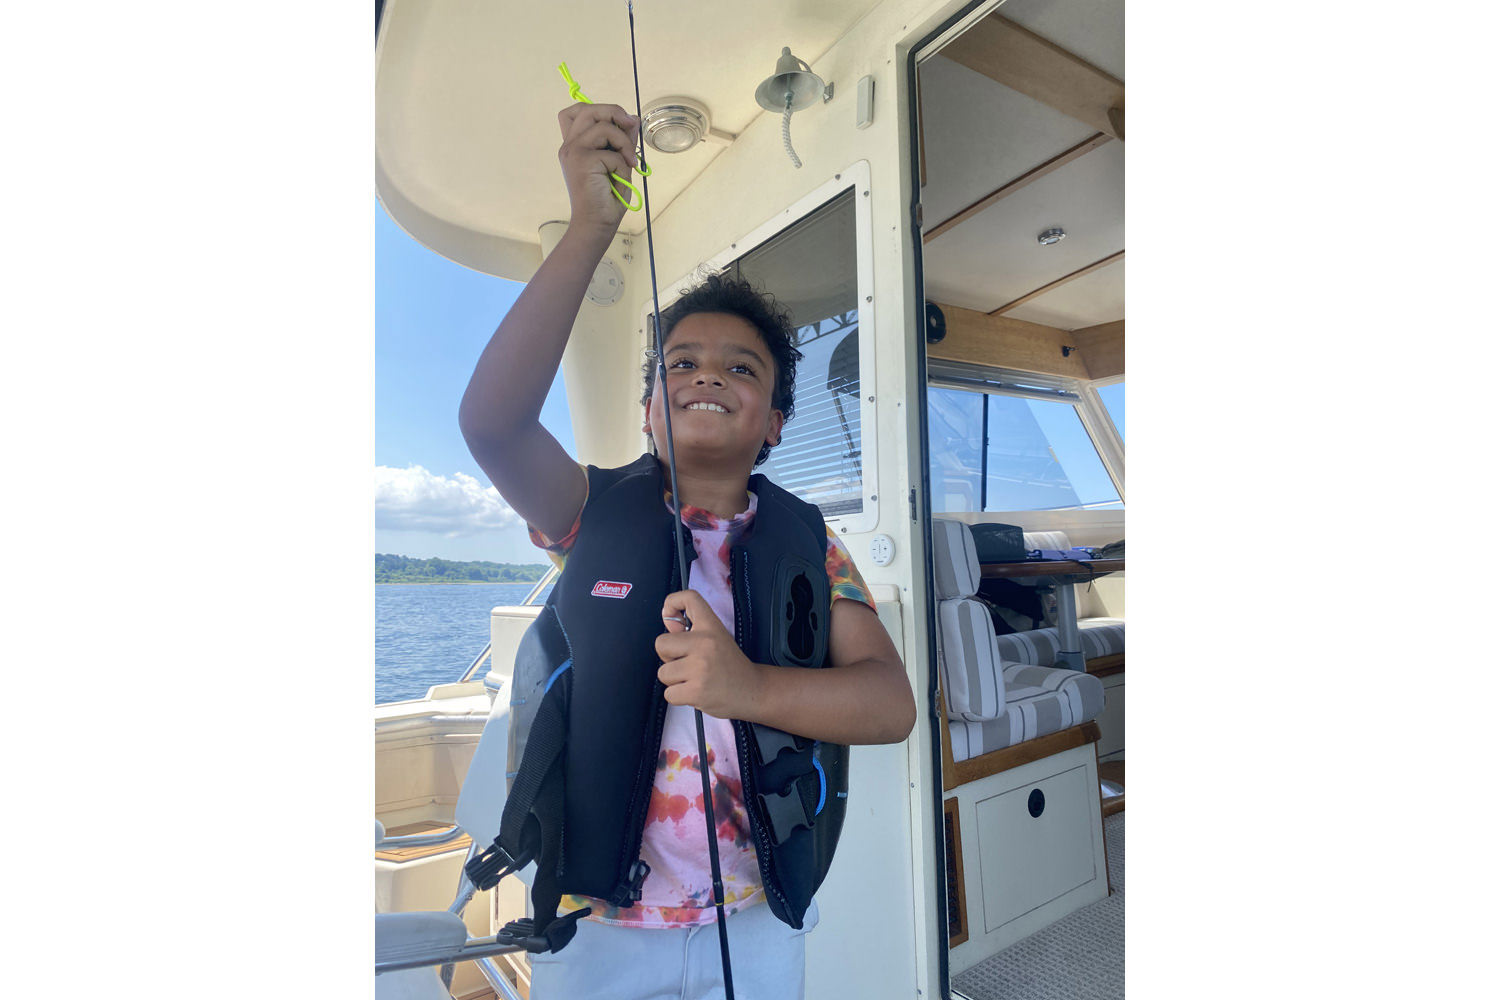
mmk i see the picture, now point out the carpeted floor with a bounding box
[951,812,1124,1000]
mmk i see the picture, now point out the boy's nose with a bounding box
[694,370,725,386]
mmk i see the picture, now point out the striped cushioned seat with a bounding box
[993,618,1125,667]
[949,662,1106,761]
[938,598,1005,722]
[1077,618,1125,659]
[933,519,1008,719]
[932,518,980,600]
[1022,530,1072,552]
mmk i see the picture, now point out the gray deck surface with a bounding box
[952,811,1124,1000]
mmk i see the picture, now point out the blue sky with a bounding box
[376,202,575,564]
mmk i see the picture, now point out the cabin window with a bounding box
[928,368,1122,513]
[730,188,864,517]
[1097,381,1124,441]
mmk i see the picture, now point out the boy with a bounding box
[458,102,915,999]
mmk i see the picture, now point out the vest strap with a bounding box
[756,767,824,845]
[750,723,810,767]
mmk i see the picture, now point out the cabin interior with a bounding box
[374,1,1125,998]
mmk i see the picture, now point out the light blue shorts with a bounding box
[529,898,818,1000]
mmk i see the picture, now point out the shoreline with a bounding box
[376,580,546,586]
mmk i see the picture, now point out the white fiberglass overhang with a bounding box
[375,0,884,281]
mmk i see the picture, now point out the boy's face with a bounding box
[643,312,785,472]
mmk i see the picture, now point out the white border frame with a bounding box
[641,159,880,533]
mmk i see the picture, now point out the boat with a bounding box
[374,1,1125,996]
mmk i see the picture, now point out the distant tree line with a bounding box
[376,553,550,584]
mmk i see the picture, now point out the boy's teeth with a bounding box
[686,402,727,412]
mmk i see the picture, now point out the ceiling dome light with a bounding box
[642,97,711,153]
[1037,228,1067,246]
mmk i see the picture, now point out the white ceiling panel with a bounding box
[997,0,1125,80]
[376,0,881,246]
[1004,257,1124,330]
[918,54,1097,229]
[921,139,1123,314]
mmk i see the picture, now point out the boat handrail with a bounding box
[375,826,468,851]
[457,565,557,684]
[459,643,493,683]
[521,564,559,606]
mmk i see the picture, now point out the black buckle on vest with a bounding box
[752,723,810,766]
[495,905,592,954]
[464,837,527,891]
[757,774,817,845]
[621,859,651,904]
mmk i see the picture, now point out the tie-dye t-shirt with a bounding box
[527,468,876,928]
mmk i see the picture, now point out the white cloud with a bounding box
[374,465,525,537]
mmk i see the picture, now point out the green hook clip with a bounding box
[557,61,652,212]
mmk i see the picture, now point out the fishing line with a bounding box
[626,3,737,997]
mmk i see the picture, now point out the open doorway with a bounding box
[909,2,1125,996]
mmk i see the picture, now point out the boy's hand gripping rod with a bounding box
[561,5,737,996]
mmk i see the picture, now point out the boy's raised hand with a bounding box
[656,590,766,720]
[556,102,642,238]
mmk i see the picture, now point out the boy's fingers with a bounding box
[563,103,637,142]
[662,589,715,629]
[572,121,639,168]
[586,150,632,183]
[654,631,696,660]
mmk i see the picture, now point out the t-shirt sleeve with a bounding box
[526,463,589,570]
[825,527,877,612]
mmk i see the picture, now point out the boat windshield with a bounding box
[929,383,1122,513]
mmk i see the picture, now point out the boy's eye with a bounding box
[668,357,695,369]
[730,363,755,375]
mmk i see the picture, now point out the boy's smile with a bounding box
[644,312,784,471]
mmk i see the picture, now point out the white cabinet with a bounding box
[947,741,1108,974]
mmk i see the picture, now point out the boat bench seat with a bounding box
[932,520,1115,765]
[995,617,1125,669]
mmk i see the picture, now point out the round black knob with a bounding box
[1027,788,1045,818]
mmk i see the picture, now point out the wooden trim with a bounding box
[941,14,1124,139]
[927,303,1090,380]
[981,558,1124,581]
[1070,319,1125,380]
[374,822,472,863]
[1099,758,1126,821]
[923,132,1113,244]
[1086,652,1125,678]
[951,721,1101,788]
[501,952,532,999]
[943,797,970,947]
[937,688,959,793]
[989,251,1125,317]
[454,988,498,1000]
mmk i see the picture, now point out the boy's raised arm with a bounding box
[458,102,641,543]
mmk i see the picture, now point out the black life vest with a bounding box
[466,454,848,953]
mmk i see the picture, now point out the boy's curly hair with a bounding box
[640,270,803,467]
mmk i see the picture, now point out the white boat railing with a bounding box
[458,643,493,684]
[456,564,558,684]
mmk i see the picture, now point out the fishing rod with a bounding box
[625,3,737,994]
[557,3,738,994]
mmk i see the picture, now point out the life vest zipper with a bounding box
[612,679,668,906]
[730,546,791,915]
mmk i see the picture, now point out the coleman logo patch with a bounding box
[591,580,633,599]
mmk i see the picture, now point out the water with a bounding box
[375,582,548,703]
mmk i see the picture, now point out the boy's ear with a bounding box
[765,408,785,448]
